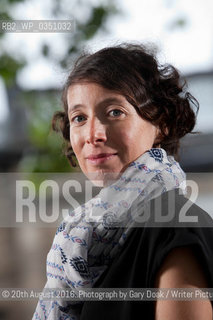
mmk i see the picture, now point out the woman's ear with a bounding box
[154,126,168,147]
[154,127,162,147]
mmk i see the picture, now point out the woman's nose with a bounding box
[86,118,107,145]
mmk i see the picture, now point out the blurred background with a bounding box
[0,0,213,319]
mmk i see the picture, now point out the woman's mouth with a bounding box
[86,153,117,165]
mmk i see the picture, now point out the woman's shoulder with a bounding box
[96,189,213,287]
[129,189,213,285]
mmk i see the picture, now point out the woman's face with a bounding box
[67,83,158,184]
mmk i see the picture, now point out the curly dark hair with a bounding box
[52,42,199,166]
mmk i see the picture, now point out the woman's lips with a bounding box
[86,153,117,165]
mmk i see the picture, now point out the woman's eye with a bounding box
[72,115,86,123]
[108,109,123,117]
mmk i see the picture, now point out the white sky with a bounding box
[91,0,213,73]
[0,0,212,90]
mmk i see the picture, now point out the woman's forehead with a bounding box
[67,82,121,95]
[67,82,127,109]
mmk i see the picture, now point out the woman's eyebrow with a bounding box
[96,97,124,107]
[69,104,84,111]
[69,97,124,113]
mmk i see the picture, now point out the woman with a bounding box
[33,43,213,319]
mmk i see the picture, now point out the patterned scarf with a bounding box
[33,148,186,320]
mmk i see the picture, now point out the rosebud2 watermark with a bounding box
[0,173,212,227]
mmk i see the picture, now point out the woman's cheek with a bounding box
[70,128,81,149]
[118,128,136,145]
[116,130,134,158]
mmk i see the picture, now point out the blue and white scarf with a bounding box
[32,148,186,319]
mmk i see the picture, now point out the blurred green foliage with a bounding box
[18,90,72,172]
[0,54,25,86]
[0,0,120,172]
